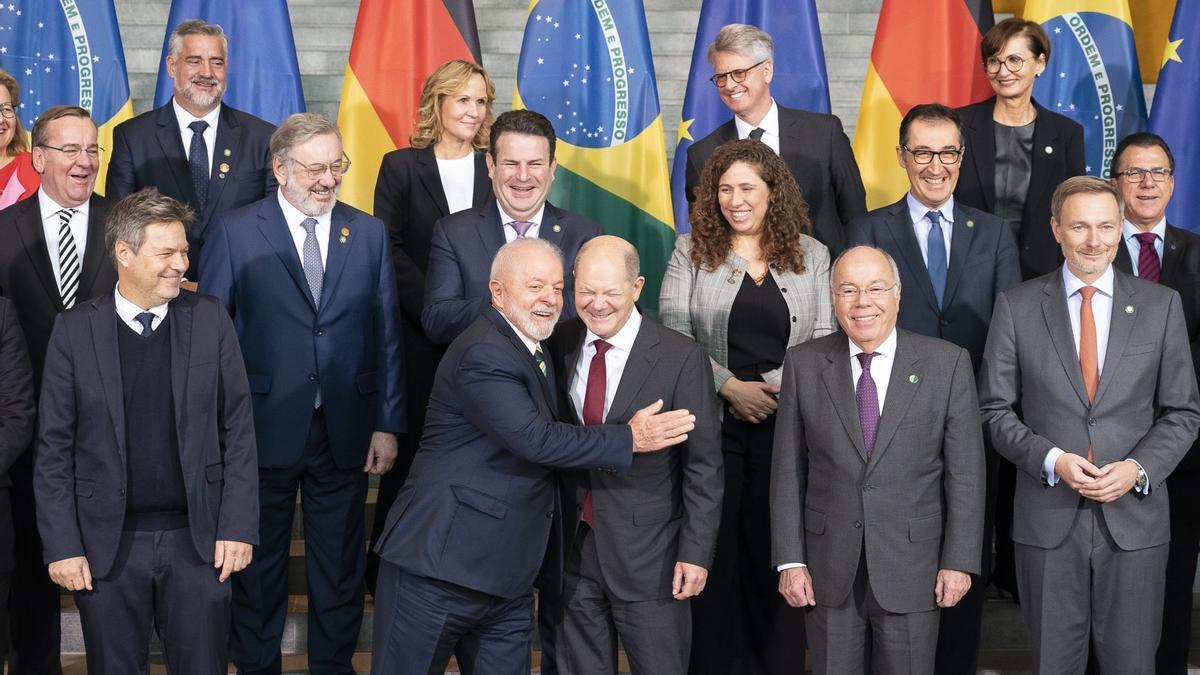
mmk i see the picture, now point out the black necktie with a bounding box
[135,312,155,337]
[188,120,210,209]
[748,127,766,141]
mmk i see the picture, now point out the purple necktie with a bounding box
[856,352,880,458]
[510,220,534,237]
[1134,232,1161,283]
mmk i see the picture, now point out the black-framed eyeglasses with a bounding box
[289,154,352,180]
[1115,167,1173,183]
[0,104,14,119]
[985,54,1033,74]
[37,143,102,160]
[710,60,767,88]
[833,283,898,301]
[902,146,963,165]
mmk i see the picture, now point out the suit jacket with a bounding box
[1114,224,1200,473]
[33,292,258,578]
[658,232,835,391]
[847,198,1021,369]
[0,297,34,487]
[547,316,722,601]
[106,102,276,278]
[375,308,633,599]
[197,197,406,470]
[979,269,1200,551]
[770,330,985,614]
[954,98,1085,279]
[684,105,867,255]
[421,200,602,345]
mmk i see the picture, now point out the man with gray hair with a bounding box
[683,23,866,256]
[200,112,405,673]
[108,18,276,279]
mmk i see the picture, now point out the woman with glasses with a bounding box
[660,139,833,675]
[0,69,39,209]
[955,17,1085,281]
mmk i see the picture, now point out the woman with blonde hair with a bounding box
[0,69,38,208]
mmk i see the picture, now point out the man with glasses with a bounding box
[683,23,866,255]
[0,104,115,675]
[771,245,985,674]
[199,112,405,674]
[847,103,1020,674]
[107,19,275,279]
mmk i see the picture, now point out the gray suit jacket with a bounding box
[979,269,1200,551]
[659,233,834,391]
[770,330,985,614]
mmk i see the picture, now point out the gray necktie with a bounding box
[301,217,323,307]
[748,127,766,141]
[925,210,947,307]
[56,208,80,308]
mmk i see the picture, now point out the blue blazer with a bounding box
[375,307,632,599]
[847,198,1021,369]
[198,197,405,470]
[106,103,276,278]
[421,200,602,345]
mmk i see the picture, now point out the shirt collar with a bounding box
[1062,261,1115,299]
[734,99,780,138]
[114,283,170,321]
[38,188,90,220]
[277,190,332,231]
[905,193,955,225]
[497,201,546,228]
[172,98,221,133]
[496,309,541,356]
[583,309,642,355]
[848,327,898,361]
[1122,217,1166,244]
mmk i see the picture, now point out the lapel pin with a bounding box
[340,226,350,244]
[1125,305,1134,314]
[1044,145,1054,154]
[223,148,232,157]
[552,223,562,233]
[219,162,230,174]
[909,374,920,383]
[727,268,741,284]
[966,219,975,229]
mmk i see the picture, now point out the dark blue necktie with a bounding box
[925,210,947,307]
[135,312,155,337]
[188,120,210,209]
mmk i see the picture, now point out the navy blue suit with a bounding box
[199,196,405,673]
[372,307,632,675]
[421,200,602,345]
[106,103,276,279]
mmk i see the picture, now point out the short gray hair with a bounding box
[490,237,564,282]
[106,188,195,265]
[707,24,774,66]
[270,112,342,163]
[167,19,228,60]
[831,245,902,288]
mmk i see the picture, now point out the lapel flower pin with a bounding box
[339,226,350,244]
[909,374,920,384]
[223,148,232,157]
[552,223,562,233]
[1125,305,1134,314]
[965,219,975,229]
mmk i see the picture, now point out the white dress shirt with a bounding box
[1122,218,1166,277]
[499,202,545,243]
[278,190,330,268]
[733,99,781,155]
[172,98,220,174]
[437,153,476,215]
[38,189,90,286]
[906,193,954,267]
[569,311,642,422]
[114,284,169,333]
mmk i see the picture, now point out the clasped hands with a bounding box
[1054,453,1139,502]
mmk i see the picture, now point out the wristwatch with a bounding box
[1134,464,1148,490]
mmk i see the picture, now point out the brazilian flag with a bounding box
[515,0,675,312]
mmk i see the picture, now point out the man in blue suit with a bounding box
[846,102,1021,675]
[107,19,275,279]
[372,237,696,675]
[199,113,405,674]
[421,109,602,345]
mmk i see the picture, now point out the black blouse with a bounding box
[726,272,790,378]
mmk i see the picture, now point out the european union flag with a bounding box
[153,0,304,126]
[1149,1,1197,230]
[669,0,830,233]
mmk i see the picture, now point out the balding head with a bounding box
[489,238,564,341]
[831,246,902,354]
[574,235,644,340]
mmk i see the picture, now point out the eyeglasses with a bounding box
[902,146,963,165]
[710,60,767,88]
[833,283,898,301]
[0,104,14,119]
[1115,167,1173,183]
[37,143,102,160]
[290,155,352,180]
[985,54,1034,74]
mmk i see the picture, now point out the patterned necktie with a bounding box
[534,344,547,378]
[925,210,948,307]
[581,339,613,527]
[56,208,80,308]
[1134,232,1161,283]
[300,217,323,307]
[135,312,155,337]
[510,220,534,238]
[856,352,880,459]
[188,120,210,209]
[1078,286,1099,463]
[748,127,766,141]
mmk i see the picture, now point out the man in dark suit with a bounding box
[547,236,722,674]
[199,112,405,674]
[372,237,697,675]
[1103,132,1200,674]
[979,176,1200,673]
[771,245,985,674]
[0,104,115,675]
[106,19,275,279]
[847,103,1020,675]
[0,297,34,667]
[422,109,601,345]
[684,24,866,255]
[34,189,258,673]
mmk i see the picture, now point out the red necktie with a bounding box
[581,339,612,526]
[1134,232,1161,283]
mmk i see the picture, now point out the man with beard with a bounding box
[108,19,275,279]
[199,113,405,674]
[371,237,697,675]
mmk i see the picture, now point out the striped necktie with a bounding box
[56,208,81,308]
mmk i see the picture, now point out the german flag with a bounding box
[854,1,995,209]
[336,0,481,212]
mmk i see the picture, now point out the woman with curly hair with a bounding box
[0,69,38,208]
[660,139,833,674]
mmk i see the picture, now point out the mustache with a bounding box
[190,76,220,87]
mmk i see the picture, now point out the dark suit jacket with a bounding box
[106,102,276,278]
[0,297,34,487]
[34,292,258,578]
[548,316,722,601]
[770,330,985,614]
[421,200,602,345]
[954,98,1085,279]
[375,308,633,599]
[684,105,867,255]
[847,198,1021,369]
[197,197,406,470]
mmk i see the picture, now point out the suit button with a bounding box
[940,319,949,327]
[308,374,317,381]
[862,484,872,491]
[854,521,862,528]
[1089,418,1097,426]
[546,512,553,519]
[314,329,323,336]
[119,488,125,496]
[791,316,797,323]
[780,287,788,293]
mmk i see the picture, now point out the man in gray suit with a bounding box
[979,175,1200,674]
[547,236,722,674]
[770,245,985,674]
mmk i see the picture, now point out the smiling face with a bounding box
[1052,191,1122,284]
[833,247,901,354]
[439,73,489,147]
[166,34,227,117]
[987,35,1045,102]
[717,161,770,238]
[1113,144,1174,231]
[274,132,342,217]
[32,114,98,208]
[574,238,644,340]
[898,118,962,210]
[711,49,773,125]
[490,245,564,341]
[0,84,15,154]
[487,131,556,222]
[115,221,189,310]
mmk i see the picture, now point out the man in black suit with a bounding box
[35,188,258,673]
[0,297,35,667]
[106,19,275,279]
[684,23,866,255]
[846,103,1021,674]
[0,104,115,675]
